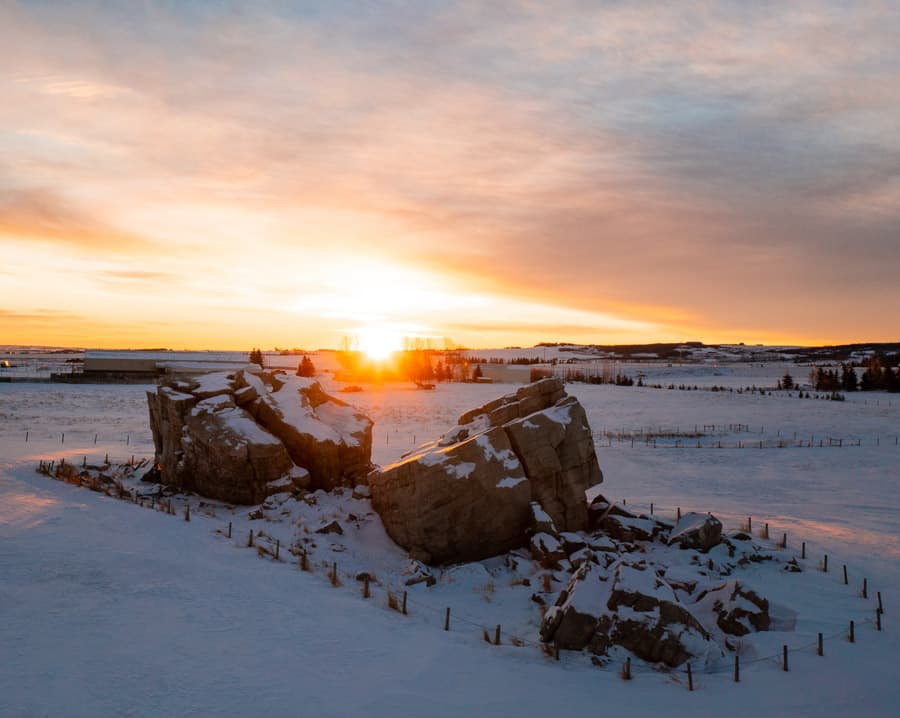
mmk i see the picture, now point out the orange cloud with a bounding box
[0,1,897,348]
[0,188,154,253]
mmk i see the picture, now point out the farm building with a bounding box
[74,350,252,382]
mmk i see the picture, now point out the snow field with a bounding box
[1,373,898,716]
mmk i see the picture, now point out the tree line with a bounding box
[809,358,899,393]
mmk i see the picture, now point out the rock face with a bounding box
[147,369,373,503]
[369,378,603,564]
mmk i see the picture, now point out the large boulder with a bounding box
[369,378,603,565]
[147,369,373,503]
[370,428,533,564]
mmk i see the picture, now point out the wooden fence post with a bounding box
[817,633,823,656]
[782,645,789,671]
[849,620,855,643]
[227,521,232,538]
[843,564,848,585]
[402,591,408,615]
[687,663,693,691]
[494,625,501,645]
[444,607,451,631]
[734,654,740,682]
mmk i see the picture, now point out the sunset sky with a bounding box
[1,1,898,351]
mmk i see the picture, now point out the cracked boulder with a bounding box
[147,369,373,503]
[369,379,603,564]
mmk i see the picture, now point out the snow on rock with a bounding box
[530,532,567,567]
[245,372,373,490]
[369,379,603,565]
[147,369,373,503]
[505,394,603,531]
[694,580,771,636]
[530,501,557,535]
[668,512,723,552]
[541,559,717,667]
[370,426,532,564]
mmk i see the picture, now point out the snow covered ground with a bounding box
[1,373,898,717]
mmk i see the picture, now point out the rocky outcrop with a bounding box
[369,378,603,564]
[588,495,673,543]
[147,369,373,504]
[540,561,715,667]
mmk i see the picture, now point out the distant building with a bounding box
[472,363,533,383]
[71,350,252,382]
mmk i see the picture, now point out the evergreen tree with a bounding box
[782,372,794,391]
[884,365,899,393]
[297,355,315,377]
[472,364,483,380]
[859,360,881,391]
[841,365,858,392]
[249,348,264,367]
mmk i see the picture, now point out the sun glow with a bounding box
[357,327,405,361]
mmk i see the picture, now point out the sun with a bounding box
[358,327,403,361]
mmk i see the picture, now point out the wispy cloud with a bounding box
[0,188,154,253]
[1,0,898,346]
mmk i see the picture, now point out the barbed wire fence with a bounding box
[591,423,900,450]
